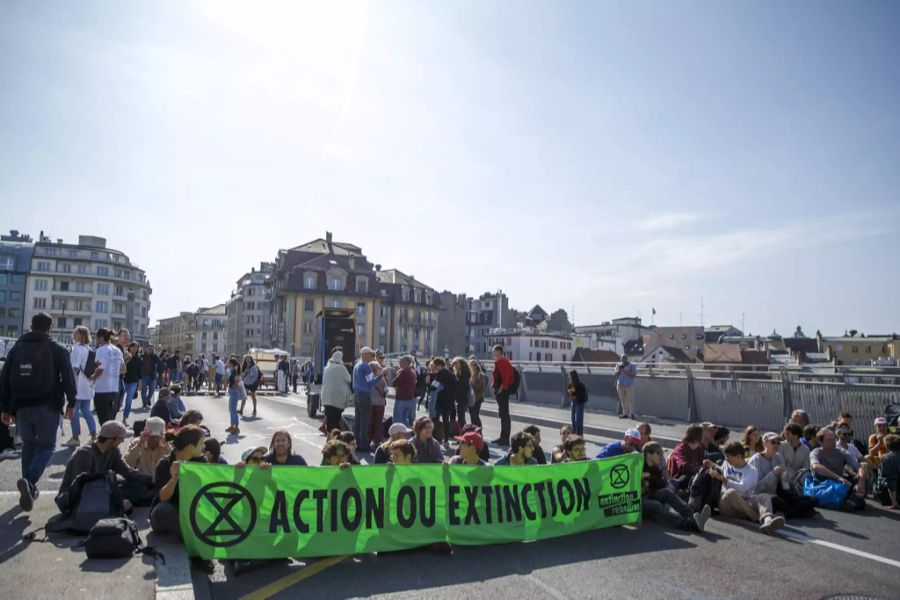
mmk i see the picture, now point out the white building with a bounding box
[574,317,647,355]
[194,304,227,358]
[487,328,575,363]
[225,262,274,356]
[23,234,152,343]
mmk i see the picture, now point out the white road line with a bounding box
[524,574,568,600]
[779,528,900,569]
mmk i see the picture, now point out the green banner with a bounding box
[179,454,643,559]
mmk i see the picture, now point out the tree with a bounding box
[547,309,574,334]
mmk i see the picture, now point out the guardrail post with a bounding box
[686,366,696,422]
[559,365,570,408]
[781,368,793,422]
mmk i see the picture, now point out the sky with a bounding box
[2,0,899,336]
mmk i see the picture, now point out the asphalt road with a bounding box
[2,390,899,600]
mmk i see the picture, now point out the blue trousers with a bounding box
[571,401,585,436]
[16,404,59,488]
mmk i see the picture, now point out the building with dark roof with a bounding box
[0,230,34,338]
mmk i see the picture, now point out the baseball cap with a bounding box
[875,417,888,425]
[99,421,128,439]
[454,431,484,450]
[157,387,172,402]
[624,427,643,445]
[360,346,375,355]
[461,423,482,434]
[762,432,781,444]
[144,417,165,437]
[241,446,268,462]
[388,422,412,436]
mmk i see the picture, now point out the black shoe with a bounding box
[618,414,628,419]
[16,478,33,512]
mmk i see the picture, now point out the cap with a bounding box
[157,387,172,402]
[360,346,375,355]
[454,431,484,450]
[388,422,411,436]
[170,383,182,394]
[460,423,482,434]
[624,427,643,445]
[875,417,888,425]
[99,421,128,439]
[762,432,781,444]
[144,417,165,437]
[241,446,268,462]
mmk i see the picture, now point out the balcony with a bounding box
[53,286,92,296]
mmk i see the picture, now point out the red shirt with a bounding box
[392,367,417,400]
[492,357,514,391]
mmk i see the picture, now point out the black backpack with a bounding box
[50,472,125,534]
[84,517,164,562]
[508,368,522,395]
[10,338,56,399]
[81,348,98,379]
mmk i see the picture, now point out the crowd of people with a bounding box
[2,316,899,569]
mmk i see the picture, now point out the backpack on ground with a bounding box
[83,517,164,562]
[49,472,125,534]
[10,338,56,399]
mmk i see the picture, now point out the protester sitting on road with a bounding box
[237,446,269,468]
[789,409,811,428]
[454,424,491,462]
[552,425,574,463]
[563,435,588,462]
[704,426,730,464]
[374,423,412,464]
[58,420,141,510]
[412,416,444,464]
[180,409,204,428]
[835,425,865,463]
[868,417,890,469]
[749,433,788,496]
[203,438,227,464]
[700,422,717,455]
[169,384,186,421]
[449,432,489,466]
[810,428,867,511]
[637,422,653,446]
[124,417,170,477]
[876,435,899,509]
[709,441,785,534]
[263,430,308,466]
[150,425,208,538]
[802,424,821,449]
[741,426,763,457]
[321,439,353,468]
[522,425,548,464]
[495,431,538,465]
[331,430,362,465]
[389,439,416,465]
[596,427,643,459]
[150,387,174,424]
[642,441,711,533]
[779,423,811,481]
[667,425,706,488]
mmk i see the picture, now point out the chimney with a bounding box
[325,231,333,254]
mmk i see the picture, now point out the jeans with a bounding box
[141,375,157,407]
[393,399,416,427]
[469,400,483,428]
[652,487,693,519]
[122,382,139,421]
[71,399,97,437]
[16,404,59,488]
[455,400,468,428]
[571,401,585,436]
[353,391,372,451]
[228,387,241,427]
[215,373,224,395]
[495,389,511,444]
[94,391,119,425]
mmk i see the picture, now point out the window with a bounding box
[45,247,60,256]
[357,324,365,339]
[329,277,344,291]
[61,263,71,273]
[9,308,20,318]
[75,281,86,292]
[94,319,108,329]
[304,274,316,289]
[68,249,77,257]
[0,308,4,317]
[114,285,124,296]
[33,279,48,291]
[852,346,859,354]
[33,297,46,309]
[91,251,98,259]
[7,326,17,336]
[0,291,5,302]
[380,305,389,317]
[59,281,69,291]
[73,318,82,326]
[425,292,432,305]
[96,301,108,313]
[303,321,313,334]
[97,283,110,295]
[97,266,108,276]
[77,264,87,274]
[401,287,409,302]
[357,302,366,316]
[36,261,50,272]
[113,302,124,314]
[414,289,422,303]
[356,277,368,293]
[379,325,386,337]
[329,299,340,308]
[124,271,131,280]
[304,298,314,312]
[114,269,122,278]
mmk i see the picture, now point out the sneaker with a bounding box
[0,448,21,460]
[693,504,712,533]
[63,437,80,447]
[618,414,628,419]
[759,515,785,534]
[17,478,33,512]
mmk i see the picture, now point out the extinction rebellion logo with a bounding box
[609,464,630,489]
[190,482,258,547]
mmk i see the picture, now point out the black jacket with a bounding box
[0,331,76,414]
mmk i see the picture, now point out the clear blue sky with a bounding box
[2,1,898,336]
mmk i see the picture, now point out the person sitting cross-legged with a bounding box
[262,430,308,466]
[709,441,785,534]
[563,435,588,462]
[494,431,538,466]
[552,425,574,463]
[596,427,643,459]
[449,431,489,466]
[374,423,413,464]
[810,428,867,511]
[642,441,711,533]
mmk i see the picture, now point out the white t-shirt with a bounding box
[214,359,226,375]
[93,344,124,394]
[70,343,95,401]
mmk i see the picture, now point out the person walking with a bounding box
[140,345,161,408]
[65,325,97,447]
[321,350,351,432]
[122,341,141,426]
[567,370,588,435]
[0,313,77,512]
[93,328,125,424]
[213,355,225,397]
[225,358,242,434]
[240,355,260,417]
[614,354,637,419]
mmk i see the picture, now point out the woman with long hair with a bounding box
[468,360,486,428]
[66,326,97,447]
[567,370,588,436]
[451,357,472,429]
[240,354,260,417]
[741,425,763,457]
[225,357,242,434]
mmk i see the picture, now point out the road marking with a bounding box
[779,529,900,569]
[238,554,349,600]
[524,573,567,599]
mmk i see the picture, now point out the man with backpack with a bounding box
[0,312,77,512]
[491,344,515,447]
[58,420,137,496]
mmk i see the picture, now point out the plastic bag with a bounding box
[801,475,849,509]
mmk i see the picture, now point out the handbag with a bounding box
[801,475,849,509]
